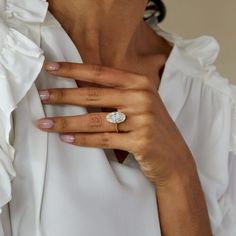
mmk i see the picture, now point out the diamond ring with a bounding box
[106,111,126,133]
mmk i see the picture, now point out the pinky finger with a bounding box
[59,132,131,151]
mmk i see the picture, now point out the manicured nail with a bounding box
[37,119,54,129]
[45,62,60,71]
[39,90,50,102]
[60,134,75,143]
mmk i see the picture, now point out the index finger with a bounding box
[44,62,149,89]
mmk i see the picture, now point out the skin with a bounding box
[36,0,213,235]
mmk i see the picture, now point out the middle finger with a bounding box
[39,87,133,109]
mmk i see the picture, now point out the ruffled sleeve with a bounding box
[203,67,236,236]
[153,22,236,235]
[185,68,236,236]
[178,37,236,236]
[0,12,45,220]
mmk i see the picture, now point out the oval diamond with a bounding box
[106,111,126,124]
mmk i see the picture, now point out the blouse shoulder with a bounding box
[172,35,236,236]
[148,19,236,235]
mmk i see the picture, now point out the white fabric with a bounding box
[0,0,236,235]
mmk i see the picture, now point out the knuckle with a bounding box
[139,75,155,90]
[138,90,154,109]
[125,89,140,103]
[52,89,65,102]
[124,89,136,98]
[76,135,87,146]
[58,118,69,130]
[139,75,150,86]
[139,74,149,82]
[146,114,156,125]
[90,64,105,77]
[86,87,104,102]
[88,113,103,128]
[62,63,80,77]
[99,132,111,148]
[64,62,73,71]
[137,113,155,127]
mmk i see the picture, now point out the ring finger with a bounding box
[36,112,137,133]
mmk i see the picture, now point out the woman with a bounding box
[0,0,235,235]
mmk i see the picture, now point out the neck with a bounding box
[48,0,170,68]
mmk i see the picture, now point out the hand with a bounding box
[37,62,195,186]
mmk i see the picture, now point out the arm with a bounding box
[156,160,212,236]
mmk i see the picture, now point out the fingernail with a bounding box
[45,62,60,71]
[60,134,75,143]
[39,90,50,101]
[37,119,54,129]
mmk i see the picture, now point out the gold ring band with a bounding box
[115,123,119,133]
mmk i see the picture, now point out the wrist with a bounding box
[155,158,212,236]
[154,155,198,189]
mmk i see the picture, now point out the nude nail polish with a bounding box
[60,135,75,143]
[37,119,54,129]
[45,62,60,71]
[39,90,50,101]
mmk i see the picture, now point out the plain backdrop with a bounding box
[160,0,236,84]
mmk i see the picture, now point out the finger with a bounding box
[38,87,127,108]
[44,62,151,90]
[59,132,131,151]
[39,87,157,115]
[36,112,133,133]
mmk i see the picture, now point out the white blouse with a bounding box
[0,0,236,235]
